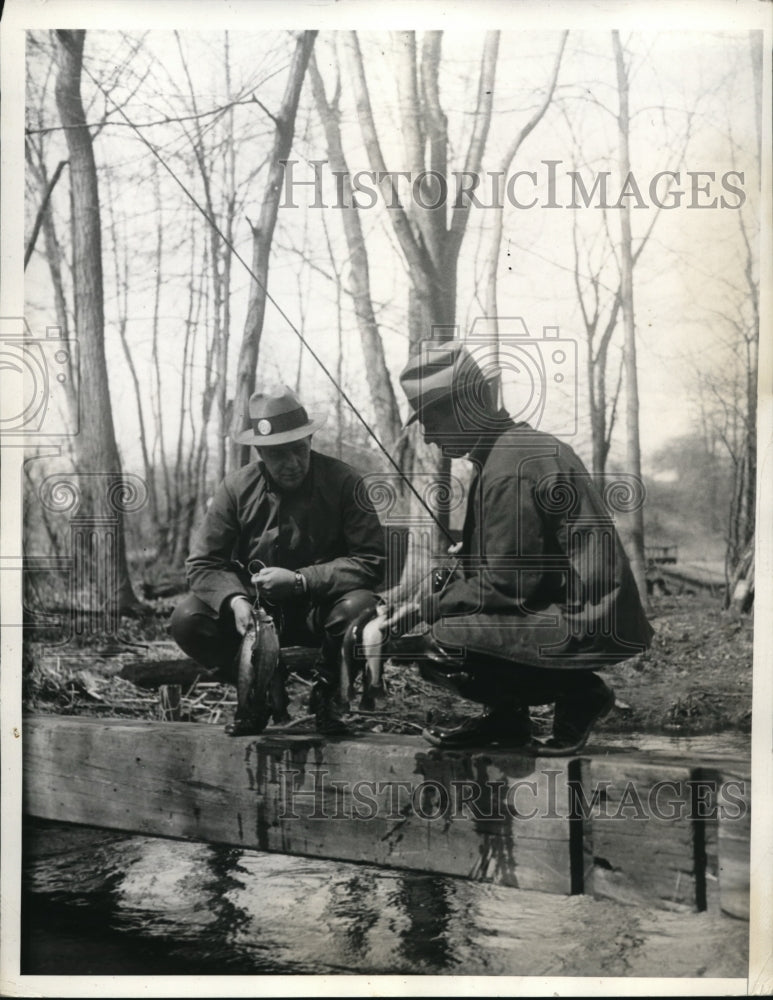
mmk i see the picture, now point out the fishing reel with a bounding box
[432,565,454,593]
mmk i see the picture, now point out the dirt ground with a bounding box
[23,588,754,740]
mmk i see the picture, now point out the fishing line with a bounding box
[81,61,455,545]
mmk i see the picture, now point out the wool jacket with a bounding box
[421,421,654,669]
[186,450,385,614]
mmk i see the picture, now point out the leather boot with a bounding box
[536,676,615,756]
[310,674,353,737]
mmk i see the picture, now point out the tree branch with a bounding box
[24,157,68,269]
[346,31,438,284]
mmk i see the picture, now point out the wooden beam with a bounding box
[586,759,698,909]
[23,717,579,894]
[21,716,751,916]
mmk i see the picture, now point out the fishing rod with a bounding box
[81,61,456,547]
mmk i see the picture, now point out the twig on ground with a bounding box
[275,714,315,729]
[348,713,424,733]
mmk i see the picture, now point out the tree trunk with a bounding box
[346,31,499,550]
[149,160,171,554]
[53,28,139,611]
[728,536,754,613]
[613,30,647,606]
[230,30,317,469]
[308,52,403,453]
[104,170,161,555]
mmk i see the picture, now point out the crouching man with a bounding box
[171,385,385,736]
[384,341,653,754]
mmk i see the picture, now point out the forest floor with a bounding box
[22,587,754,742]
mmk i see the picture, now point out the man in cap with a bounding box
[171,385,385,736]
[383,340,653,753]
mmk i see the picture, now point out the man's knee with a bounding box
[169,593,224,660]
[170,593,201,643]
[322,589,379,636]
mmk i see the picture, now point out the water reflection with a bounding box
[391,874,455,970]
[22,811,749,977]
[23,826,465,973]
[325,871,383,963]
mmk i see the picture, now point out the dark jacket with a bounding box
[422,421,654,669]
[186,450,385,614]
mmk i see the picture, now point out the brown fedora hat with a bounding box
[399,340,495,426]
[234,385,326,446]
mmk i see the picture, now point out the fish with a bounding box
[342,604,389,712]
[225,605,288,737]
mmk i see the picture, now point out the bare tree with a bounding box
[696,205,758,609]
[571,212,624,475]
[230,30,318,469]
[345,31,499,543]
[53,28,139,611]
[612,29,647,604]
[171,207,209,567]
[722,30,762,611]
[103,168,160,549]
[348,31,498,347]
[308,48,403,455]
[25,41,73,357]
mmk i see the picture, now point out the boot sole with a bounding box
[533,689,615,757]
[421,727,535,751]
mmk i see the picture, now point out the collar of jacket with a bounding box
[466,414,527,467]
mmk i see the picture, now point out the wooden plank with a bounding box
[585,759,699,910]
[22,717,577,895]
[277,747,577,892]
[692,764,751,921]
[717,766,751,921]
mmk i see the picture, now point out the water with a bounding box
[22,822,748,979]
[590,730,750,761]
[21,732,750,979]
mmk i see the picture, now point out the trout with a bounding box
[225,605,289,737]
[342,604,389,711]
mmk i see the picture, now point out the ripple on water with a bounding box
[22,823,749,978]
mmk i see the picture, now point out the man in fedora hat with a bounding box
[171,385,385,735]
[382,340,653,753]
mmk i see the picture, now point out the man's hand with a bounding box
[382,599,421,636]
[251,566,297,602]
[230,596,254,636]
